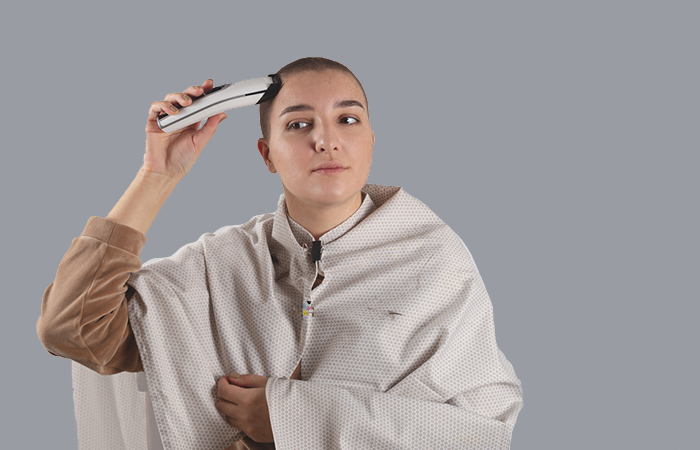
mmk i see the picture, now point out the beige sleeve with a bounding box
[37,216,148,374]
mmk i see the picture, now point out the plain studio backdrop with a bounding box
[1,1,697,449]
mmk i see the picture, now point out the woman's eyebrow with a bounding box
[279,100,365,117]
[334,99,365,110]
[279,104,312,117]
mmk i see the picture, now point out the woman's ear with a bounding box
[257,138,277,174]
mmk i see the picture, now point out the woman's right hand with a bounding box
[142,78,227,181]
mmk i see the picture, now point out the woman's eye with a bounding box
[288,121,309,130]
[341,117,358,125]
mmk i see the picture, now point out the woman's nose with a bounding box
[313,122,339,152]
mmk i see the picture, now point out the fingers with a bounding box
[226,373,269,388]
[217,377,247,426]
[148,99,179,121]
[217,375,261,406]
[216,397,241,423]
[216,377,272,440]
[188,78,214,96]
[147,78,214,122]
[178,78,214,101]
[146,93,189,122]
[163,91,192,106]
[217,375,240,403]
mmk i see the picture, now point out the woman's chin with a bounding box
[282,174,366,208]
[309,189,354,207]
[295,186,360,208]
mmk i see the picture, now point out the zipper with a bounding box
[300,240,322,318]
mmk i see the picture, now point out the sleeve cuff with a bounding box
[81,216,148,256]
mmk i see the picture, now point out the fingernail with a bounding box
[228,372,239,379]
[220,115,227,122]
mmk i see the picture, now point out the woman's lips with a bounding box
[313,167,346,175]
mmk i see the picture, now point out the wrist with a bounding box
[105,168,180,235]
[137,166,181,191]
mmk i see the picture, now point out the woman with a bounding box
[38,57,523,449]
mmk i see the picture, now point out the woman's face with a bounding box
[257,69,374,211]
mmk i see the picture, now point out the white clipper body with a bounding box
[157,74,281,133]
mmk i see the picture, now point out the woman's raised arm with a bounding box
[108,77,227,234]
[37,79,228,374]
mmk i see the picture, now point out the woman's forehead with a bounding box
[274,70,367,110]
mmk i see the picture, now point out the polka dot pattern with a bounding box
[124,183,522,449]
[72,362,148,449]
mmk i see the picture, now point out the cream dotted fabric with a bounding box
[125,183,523,450]
[72,362,147,449]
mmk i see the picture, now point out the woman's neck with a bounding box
[285,191,364,241]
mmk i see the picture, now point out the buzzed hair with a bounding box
[259,57,368,141]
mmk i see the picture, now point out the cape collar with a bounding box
[270,183,403,265]
[285,190,376,249]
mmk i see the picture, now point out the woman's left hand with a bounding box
[216,373,274,443]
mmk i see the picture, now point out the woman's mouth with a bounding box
[312,160,348,174]
[313,167,346,175]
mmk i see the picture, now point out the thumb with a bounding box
[227,373,268,388]
[193,113,227,151]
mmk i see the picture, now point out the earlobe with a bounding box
[257,138,277,174]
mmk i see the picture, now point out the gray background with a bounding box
[1,1,697,448]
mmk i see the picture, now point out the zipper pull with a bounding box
[311,240,322,262]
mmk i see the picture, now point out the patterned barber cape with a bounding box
[115,183,524,449]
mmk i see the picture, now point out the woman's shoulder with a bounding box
[138,212,276,272]
[202,212,275,243]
